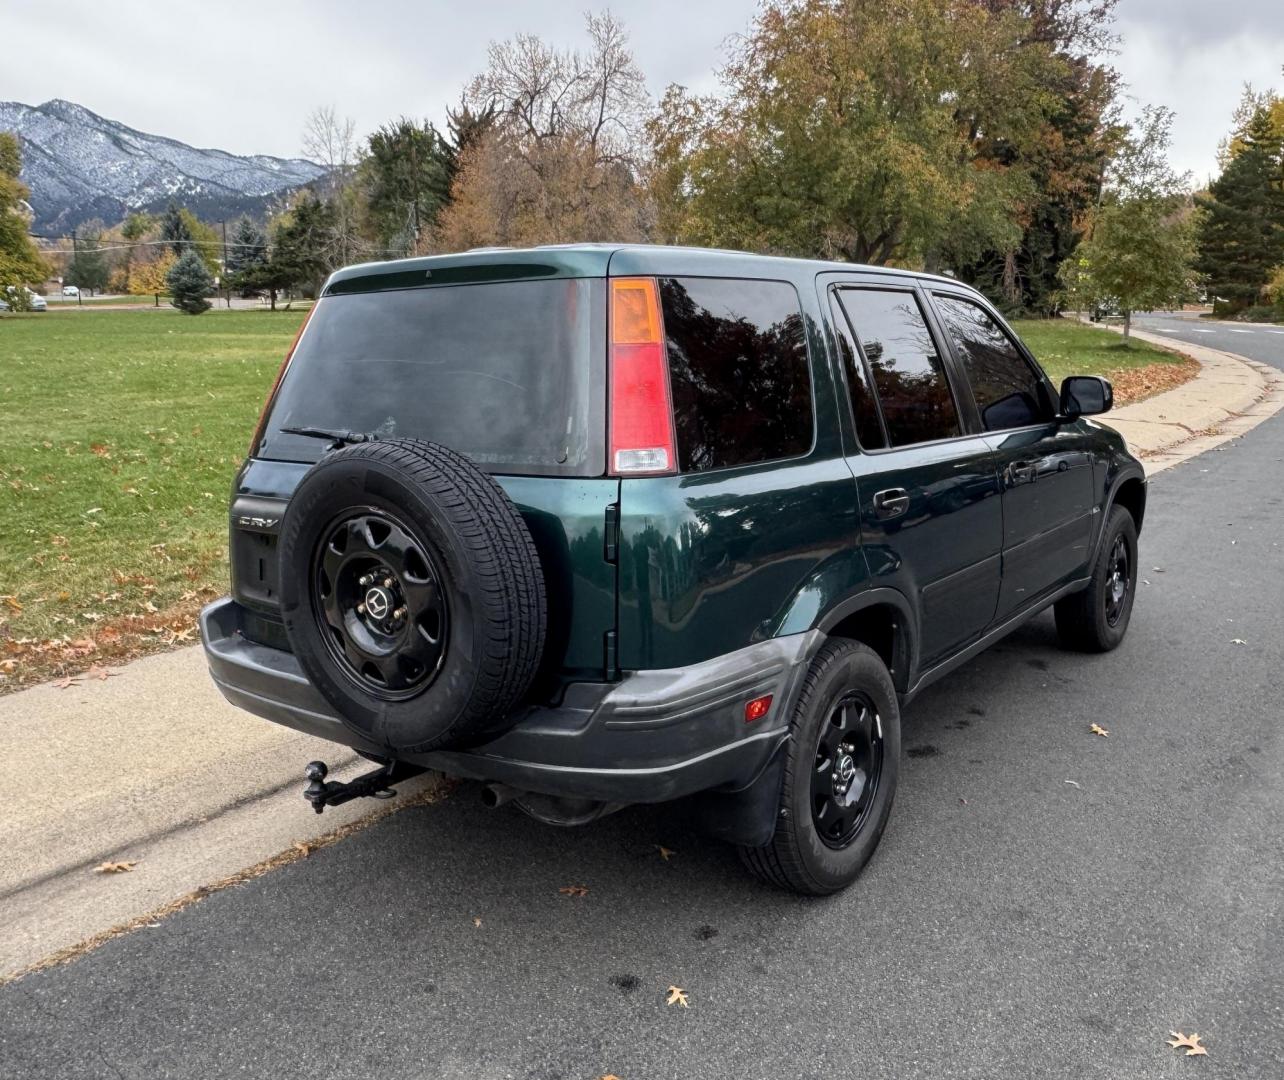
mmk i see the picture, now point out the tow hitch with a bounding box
[303,759,427,814]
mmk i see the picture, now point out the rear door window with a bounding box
[933,294,1054,431]
[659,278,812,473]
[257,278,605,476]
[836,289,961,447]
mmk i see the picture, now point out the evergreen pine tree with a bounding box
[160,200,193,257]
[1195,108,1284,312]
[166,248,214,314]
[226,216,268,275]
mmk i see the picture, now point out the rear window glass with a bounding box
[257,279,606,476]
[659,277,812,473]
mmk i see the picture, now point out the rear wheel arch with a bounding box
[818,589,915,693]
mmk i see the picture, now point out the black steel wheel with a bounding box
[1055,504,1138,652]
[313,510,449,700]
[1104,532,1130,628]
[740,639,900,896]
[811,691,885,850]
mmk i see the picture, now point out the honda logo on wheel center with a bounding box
[364,587,391,620]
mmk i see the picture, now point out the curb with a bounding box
[1087,321,1284,475]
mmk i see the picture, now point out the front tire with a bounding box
[1054,505,1138,652]
[739,640,900,896]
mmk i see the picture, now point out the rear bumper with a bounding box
[200,598,816,803]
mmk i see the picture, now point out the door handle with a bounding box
[1005,460,1038,487]
[872,488,910,519]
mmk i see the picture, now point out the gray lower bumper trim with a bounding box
[200,598,819,803]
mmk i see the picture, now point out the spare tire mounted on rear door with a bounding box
[277,437,547,754]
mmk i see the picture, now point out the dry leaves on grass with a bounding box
[558,885,589,897]
[1090,723,1109,738]
[1167,1032,1208,1057]
[666,985,689,1008]
[94,861,137,874]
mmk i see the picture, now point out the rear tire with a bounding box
[739,640,900,896]
[1054,505,1137,653]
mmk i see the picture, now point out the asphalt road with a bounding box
[1133,310,1284,367]
[3,325,1283,1079]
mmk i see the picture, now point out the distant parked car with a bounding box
[62,285,79,297]
[0,297,8,313]
[2,287,45,312]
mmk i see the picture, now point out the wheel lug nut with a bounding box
[359,574,373,587]
[356,602,366,614]
[383,577,394,588]
[392,606,407,620]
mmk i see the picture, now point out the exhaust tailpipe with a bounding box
[481,783,520,809]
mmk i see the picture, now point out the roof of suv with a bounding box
[322,243,976,298]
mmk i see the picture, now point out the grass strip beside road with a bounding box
[1,309,306,689]
[1013,318,1197,404]
[0,309,1196,691]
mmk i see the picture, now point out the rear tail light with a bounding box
[248,302,318,456]
[609,277,676,475]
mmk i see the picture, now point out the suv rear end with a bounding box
[203,246,831,816]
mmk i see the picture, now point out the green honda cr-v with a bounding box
[201,244,1145,895]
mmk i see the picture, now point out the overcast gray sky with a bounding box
[3,0,1280,185]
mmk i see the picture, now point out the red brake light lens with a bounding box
[744,694,773,723]
[609,278,676,475]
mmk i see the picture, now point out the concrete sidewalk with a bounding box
[1091,325,1284,473]
[3,323,1283,981]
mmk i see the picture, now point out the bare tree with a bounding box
[433,11,653,250]
[301,105,362,267]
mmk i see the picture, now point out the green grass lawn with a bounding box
[1,308,306,651]
[0,308,1189,680]
[1012,317,1184,384]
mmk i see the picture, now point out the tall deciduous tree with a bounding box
[66,220,111,295]
[433,12,652,250]
[1059,107,1197,339]
[1196,106,1284,313]
[0,131,48,304]
[649,0,1051,267]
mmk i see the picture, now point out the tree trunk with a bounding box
[1122,310,1131,341]
[270,288,277,312]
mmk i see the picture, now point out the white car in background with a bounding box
[62,285,79,297]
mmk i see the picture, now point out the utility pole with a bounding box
[220,219,230,308]
[71,230,82,306]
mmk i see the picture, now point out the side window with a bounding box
[934,295,1053,432]
[660,277,813,473]
[829,293,886,450]
[836,288,961,447]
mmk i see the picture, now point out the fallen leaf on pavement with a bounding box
[293,841,313,857]
[559,885,589,897]
[85,666,119,681]
[657,846,677,861]
[1230,639,1246,645]
[1167,1032,1208,1056]
[473,917,482,928]
[600,1075,622,1080]
[54,676,82,690]
[666,985,689,1008]
[1090,723,1109,737]
[94,861,137,874]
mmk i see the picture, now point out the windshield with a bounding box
[256,278,606,476]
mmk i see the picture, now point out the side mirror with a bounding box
[1060,375,1113,419]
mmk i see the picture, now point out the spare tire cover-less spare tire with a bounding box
[277,438,547,754]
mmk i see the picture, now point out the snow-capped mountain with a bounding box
[0,99,327,232]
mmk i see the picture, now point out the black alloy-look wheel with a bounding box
[740,639,901,895]
[314,511,448,700]
[812,691,885,849]
[1054,504,1138,652]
